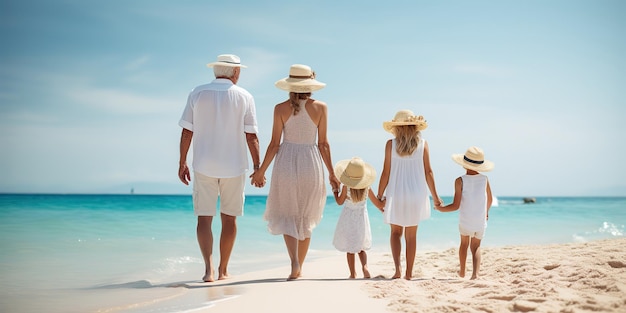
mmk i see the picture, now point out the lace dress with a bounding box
[382,138,431,227]
[333,189,372,253]
[264,100,326,240]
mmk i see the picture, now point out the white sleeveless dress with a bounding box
[458,174,488,232]
[264,100,326,240]
[332,189,372,253]
[383,138,431,227]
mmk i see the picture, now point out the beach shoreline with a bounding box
[114,238,626,313]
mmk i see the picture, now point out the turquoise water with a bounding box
[0,194,625,312]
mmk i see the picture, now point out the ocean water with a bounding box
[0,194,624,313]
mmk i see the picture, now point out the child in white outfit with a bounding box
[332,157,385,279]
[436,146,494,280]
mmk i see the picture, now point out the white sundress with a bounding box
[333,188,372,253]
[382,138,431,227]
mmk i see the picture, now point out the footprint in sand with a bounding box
[607,261,626,268]
[543,264,560,270]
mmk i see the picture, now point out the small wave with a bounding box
[572,222,624,242]
[598,221,624,236]
[91,279,156,289]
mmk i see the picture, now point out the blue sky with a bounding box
[1,0,624,196]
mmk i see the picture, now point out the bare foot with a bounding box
[391,272,401,279]
[349,274,356,279]
[363,267,371,279]
[288,264,301,281]
[458,270,465,278]
[470,275,478,280]
[202,273,214,282]
[218,267,229,280]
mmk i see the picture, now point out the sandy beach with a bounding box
[149,238,626,313]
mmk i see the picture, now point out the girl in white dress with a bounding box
[377,110,443,280]
[332,157,385,279]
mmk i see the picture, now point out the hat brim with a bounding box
[275,78,325,92]
[383,121,428,133]
[451,154,494,172]
[333,159,377,189]
[206,62,247,68]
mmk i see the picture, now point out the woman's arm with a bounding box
[436,177,462,212]
[377,140,392,201]
[368,188,385,212]
[251,103,285,187]
[315,101,340,190]
[423,141,443,206]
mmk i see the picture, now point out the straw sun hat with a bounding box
[275,64,326,93]
[451,146,494,172]
[382,110,428,133]
[334,157,377,189]
[206,54,247,68]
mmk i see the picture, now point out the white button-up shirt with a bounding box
[179,78,258,178]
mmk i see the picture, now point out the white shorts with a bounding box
[192,172,245,217]
[459,224,485,240]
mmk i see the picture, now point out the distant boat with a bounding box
[130,188,135,195]
[523,197,536,204]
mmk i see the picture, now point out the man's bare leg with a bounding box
[218,213,237,280]
[197,216,214,282]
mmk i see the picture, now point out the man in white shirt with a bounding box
[178,54,261,282]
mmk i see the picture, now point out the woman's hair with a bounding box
[349,188,366,202]
[213,65,236,78]
[392,125,421,156]
[289,92,311,115]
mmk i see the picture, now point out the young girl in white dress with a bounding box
[377,110,443,280]
[332,157,385,279]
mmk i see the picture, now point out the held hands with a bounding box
[249,170,266,188]
[329,175,341,192]
[433,197,444,211]
[375,196,386,212]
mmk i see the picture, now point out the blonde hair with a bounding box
[289,92,311,115]
[392,125,421,156]
[349,188,366,202]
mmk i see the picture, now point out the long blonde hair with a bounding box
[392,125,421,156]
[349,188,366,202]
[289,92,311,115]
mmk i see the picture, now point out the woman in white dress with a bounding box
[251,64,340,280]
[377,110,443,280]
[332,157,385,279]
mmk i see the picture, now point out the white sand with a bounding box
[125,238,626,313]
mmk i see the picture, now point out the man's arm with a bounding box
[178,128,193,185]
[246,132,261,170]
